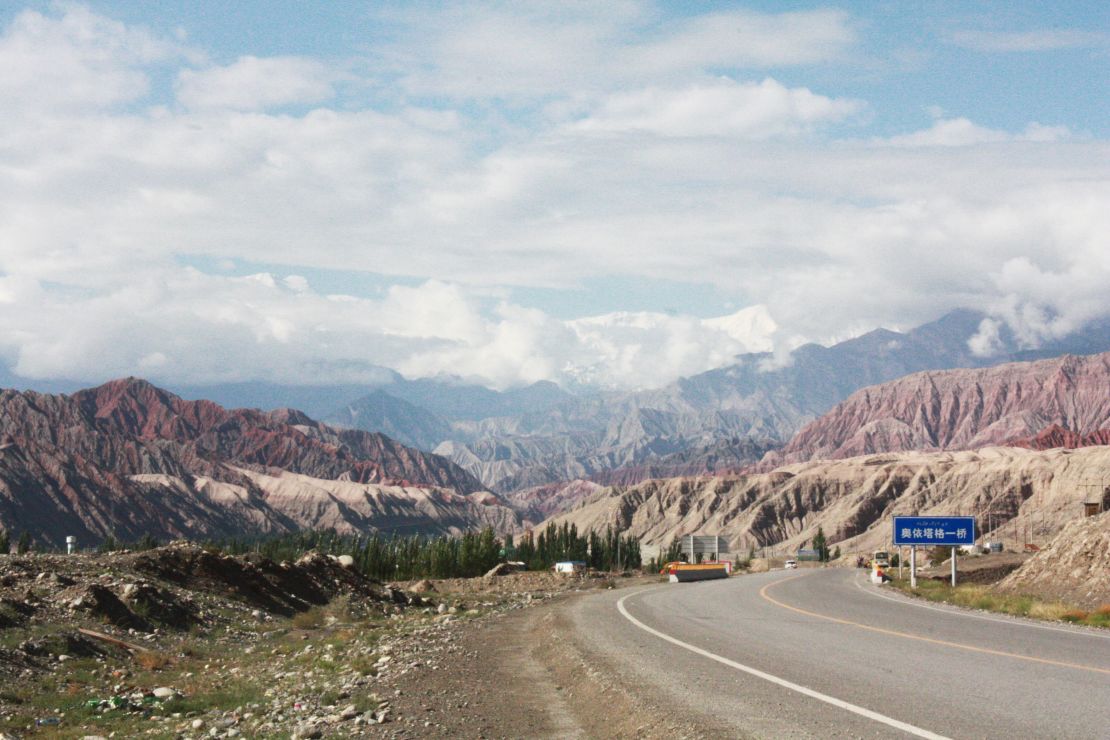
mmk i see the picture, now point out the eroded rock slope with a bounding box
[0,379,511,545]
[996,511,1110,608]
[762,352,1110,468]
[541,446,1110,557]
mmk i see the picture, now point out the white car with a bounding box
[785,559,797,569]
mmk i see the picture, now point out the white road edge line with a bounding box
[851,572,1110,640]
[616,588,950,740]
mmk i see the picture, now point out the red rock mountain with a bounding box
[761,353,1110,468]
[0,379,509,546]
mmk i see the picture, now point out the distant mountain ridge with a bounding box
[176,374,571,422]
[0,379,510,546]
[6,309,1110,503]
[324,390,454,451]
[762,352,1110,467]
[439,310,1110,494]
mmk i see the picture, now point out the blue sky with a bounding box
[32,0,1108,137]
[0,2,1108,389]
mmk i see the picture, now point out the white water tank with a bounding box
[65,535,76,554]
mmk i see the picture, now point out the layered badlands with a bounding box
[541,446,1110,557]
[762,352,1110,468]
[0,379,511,545]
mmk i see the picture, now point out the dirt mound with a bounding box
[129,543,388,617]
[19,630,115,660]
[995,512,1110,609]
[69,584,151,630]
[408,579,436,593]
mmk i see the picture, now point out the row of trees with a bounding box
[1,522,647,578]
[204,528,503,580]
[514,522,642,571]
[207,523,643,580]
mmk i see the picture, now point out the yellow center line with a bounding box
[759,574,1110,676]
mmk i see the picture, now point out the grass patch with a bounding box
[135,650,172,671]
[1087,607,1110,628]
[292,607,325,630]
[346,654,380,677]
[891,577,1108,629]
[161,680,263,715]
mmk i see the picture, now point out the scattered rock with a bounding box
[69,584,148,630]
[292,724,322,739]
[409,579,436,594]
[483,562,516,579]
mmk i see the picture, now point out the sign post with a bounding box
[910,545,917,588]
[893,516,976,588]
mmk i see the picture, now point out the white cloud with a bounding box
[572,78,862,138]
[0,5,1109,391]
[968,317,1003,357]
[381,5,856,99]
[0,268,775,390]
[879,118,1072,147]
[631,8,855,71]
[0,5,184,113]
[565,306,777,388]
[176,55,338,111]
[947,29,1109,53]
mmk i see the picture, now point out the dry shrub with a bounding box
[135,651,172,670]
[1028,602,1069,621]
[292,607,325,630]
[1061,609,1090,623]
[1095,604,1110,617]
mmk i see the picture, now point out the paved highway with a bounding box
[570,568,1110,738]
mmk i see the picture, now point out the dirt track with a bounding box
[384,580,712,738]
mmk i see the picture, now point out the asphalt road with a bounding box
[570,569,1110,738]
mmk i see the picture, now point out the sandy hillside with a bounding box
[995,511,1110,609]
[542,446,1110,558]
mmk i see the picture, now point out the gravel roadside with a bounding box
[384,578,720,739]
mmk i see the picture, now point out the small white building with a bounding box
[553,560,587,574]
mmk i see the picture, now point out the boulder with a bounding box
[408,579,436,594]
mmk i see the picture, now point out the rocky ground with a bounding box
[0,543,651,738]
[1,537,1105,739]
[997,510,1110,609]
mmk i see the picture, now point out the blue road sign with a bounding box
[893,516,975,546]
